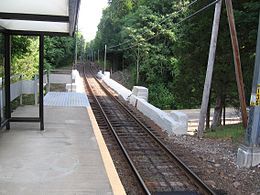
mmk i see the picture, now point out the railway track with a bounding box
[82,64,216,195]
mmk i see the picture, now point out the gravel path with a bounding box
[167,135,260,195]
[110,70,260,194]
[127,102,260,195]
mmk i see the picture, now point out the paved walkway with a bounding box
[0,106,113,195]
[0,78,125,195]
[44,92,89,107]
[0,69,126,195]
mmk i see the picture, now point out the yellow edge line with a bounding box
[86,107,126,195]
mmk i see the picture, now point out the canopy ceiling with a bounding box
[0,0,80,35]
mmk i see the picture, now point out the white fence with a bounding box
[9,74,47,105]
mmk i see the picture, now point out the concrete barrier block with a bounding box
[169,111,188,134]
[136,97,187,135]
[96,71,103,79]
[132,86,148,101]
[72,69,78,80]
[97,72,187,135]
[102,76,132,101]
[237,145,260,168]
[104,71,110,79]
[50,74,71,84]
[66,83,77,92]
[129,95,138,106]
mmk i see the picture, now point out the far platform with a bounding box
[0,91,125,194]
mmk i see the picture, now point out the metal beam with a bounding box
[39,34,44,130]
[10,117,41,122]
[4,33,11,130]
[0,12,69,22]
[6,30,69,37]
[69,0,81,36]
[0,119,10,129]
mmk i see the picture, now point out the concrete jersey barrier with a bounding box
[97,71,188,135]
[97,71,132,101]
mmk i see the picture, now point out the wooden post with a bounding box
[75,32,77,65]
[103,45,107,74]
[98,49,100,63]
[198,0,222,138]
[206,96,211,129]
[136,45,140,84]
[225,0,247,128]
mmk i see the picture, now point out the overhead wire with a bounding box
[109,0,220,52]
[107,0,200,50]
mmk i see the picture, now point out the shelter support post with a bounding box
[4,33,11,130]
[39,34,44,130]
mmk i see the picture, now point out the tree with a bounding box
[92,0,260,117]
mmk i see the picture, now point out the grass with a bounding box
[204,123,245,143]
[11,94,36,111]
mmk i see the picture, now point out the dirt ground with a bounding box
[168,135,260,195]
[130,104,260,195]
[111,69,260,194]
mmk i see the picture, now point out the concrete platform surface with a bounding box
[0,106,113,195]
[44,92,89,107]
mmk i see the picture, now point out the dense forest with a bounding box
[11,32,85,79]
[89,0,260,115]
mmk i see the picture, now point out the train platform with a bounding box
[0,91,125,193]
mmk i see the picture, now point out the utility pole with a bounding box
[81,42,84,63]
[198,0,222,138]
[103,45,107,74]
[237,12,260,167]
[136,45,140,84]
[225,0,247,128]
[98,49,100,63]
[246,12,260,146]
[75,29,78,65]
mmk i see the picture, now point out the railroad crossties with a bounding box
[83,64,215,194]
[82,63,259,194]
[97,70,188,135]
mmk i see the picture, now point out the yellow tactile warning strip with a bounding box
[86,107,126,195]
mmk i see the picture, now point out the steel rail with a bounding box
[84,66,216,195]
[83,68,151,195]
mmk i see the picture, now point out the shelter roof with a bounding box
[0,0,80,35]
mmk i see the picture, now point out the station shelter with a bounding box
[0,0,80,130]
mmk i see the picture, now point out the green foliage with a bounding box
[92,0,260,109]
[11,36,38,80]
[10,33,84,81]
[148,83,175,109]
[44,36,75,68]
[205,123,244,143]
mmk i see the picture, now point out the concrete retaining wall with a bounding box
[97,71,188,135]
[97,71,132,101]
[49,74,71,84]
[129,95,187,135]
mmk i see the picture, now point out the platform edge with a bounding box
[86,107,126,195]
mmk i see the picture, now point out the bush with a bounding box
[148,83,175,110]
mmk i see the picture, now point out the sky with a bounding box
[78,0,108,42]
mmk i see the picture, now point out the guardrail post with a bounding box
[47,70,50,93]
